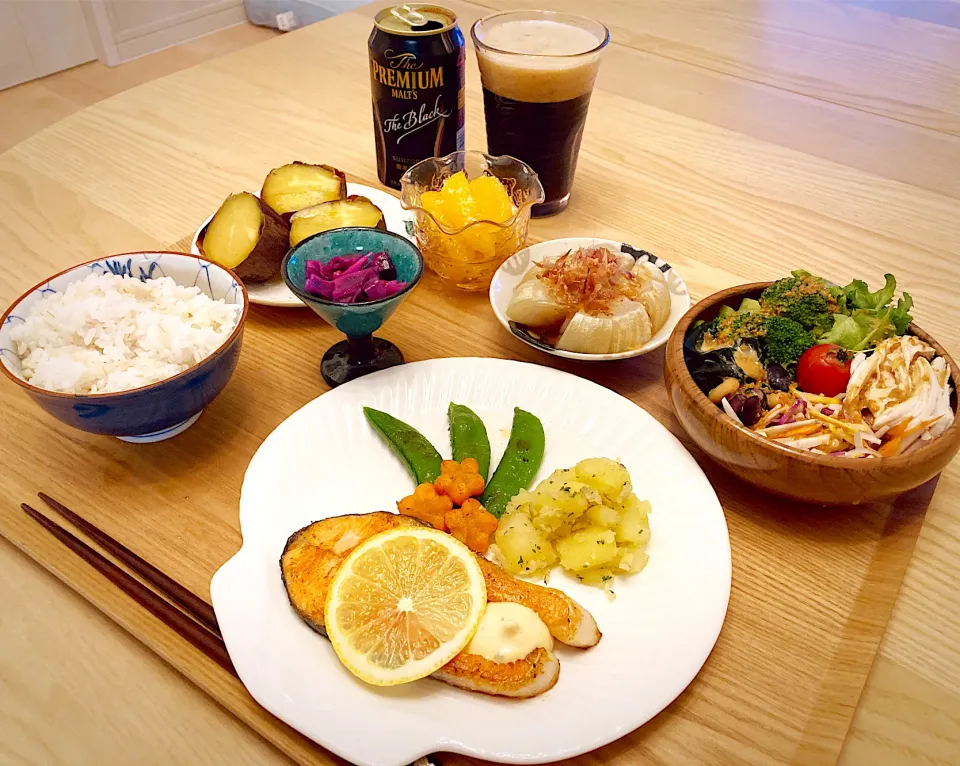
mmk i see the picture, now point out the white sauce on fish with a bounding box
[467,603,553,663]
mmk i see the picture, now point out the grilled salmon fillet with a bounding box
[477,556,600,648]
[280,512,416,637]
[433,647,559,698]
[280,512,599,698]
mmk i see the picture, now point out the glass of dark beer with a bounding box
[471,10,609,217]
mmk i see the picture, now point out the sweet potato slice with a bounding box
[261,162,347,216]
[197,192,290,283]
[289,195,387,247]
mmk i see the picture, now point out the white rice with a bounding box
[10,273,241,394]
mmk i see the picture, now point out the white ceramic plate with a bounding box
[211,358,730,766]
[489,238,690,361]
[191,183,415,308]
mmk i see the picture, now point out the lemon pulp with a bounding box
[325,527,487,686]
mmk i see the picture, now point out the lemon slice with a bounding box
[324,526,487,686]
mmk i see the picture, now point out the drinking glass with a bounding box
[471,10,610,217]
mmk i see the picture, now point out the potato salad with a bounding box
[493,458,651,588]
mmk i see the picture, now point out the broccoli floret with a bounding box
[761,316,814,368]
[783,293,831,329]
[706,311,766,346]
[760,271,837,330]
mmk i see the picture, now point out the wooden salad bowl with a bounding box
[664,282,960,505]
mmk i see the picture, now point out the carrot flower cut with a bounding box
[434,458,486,506]
[446,499,498,554]
[397,483,453,531]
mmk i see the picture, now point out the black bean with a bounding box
[766,364,791,391]
[727,393,747,414]
[740,396,764,426]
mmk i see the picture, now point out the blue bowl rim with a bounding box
[0,250,249,401]
[281,227,424,308]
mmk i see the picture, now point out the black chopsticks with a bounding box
[21,494,234,675]
[21,493,442,766]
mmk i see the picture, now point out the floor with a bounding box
[0,23,280,154]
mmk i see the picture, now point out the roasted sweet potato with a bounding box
[261,162,346,216]
[197,192,289,283]
[289,195,387,247]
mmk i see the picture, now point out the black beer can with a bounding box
[369,4,465,189]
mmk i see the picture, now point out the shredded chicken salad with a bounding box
[732,335,953,457]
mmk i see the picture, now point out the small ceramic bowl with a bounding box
[400,150,545,291]
[281,227,423,387]
[0,252,248,443]
[489,237,690,361]
[663,282,960,505]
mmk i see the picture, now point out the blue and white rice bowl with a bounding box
[0,251,248,443]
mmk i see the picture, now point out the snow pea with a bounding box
[480,407,545,518]
[448,403,491,481]
[363,407,442,484]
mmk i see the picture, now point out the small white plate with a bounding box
[191,183,415,308]
[489,238,690,361]
[210,358,730,766]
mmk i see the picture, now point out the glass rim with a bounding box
[400,150,546,236]
[281,228,424,309]
[470,10,611,59]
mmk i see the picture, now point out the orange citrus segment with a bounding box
[440,170,471,197]
[469,175,514,223]
[420,171,515,231]
[324,526,486,685]
[419,190,448,227]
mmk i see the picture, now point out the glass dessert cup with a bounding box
[400,151,545,291]
[282,228,423,388]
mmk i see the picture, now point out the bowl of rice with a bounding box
[0,251,247,442]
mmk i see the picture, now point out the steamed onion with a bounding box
[506,278,567,327]
[632,261,671,329]
[557,300,653,354]
[505,247,672,355]
[519,265,545,285]
[632,260,666,285]
[637,279,670,329]
[557,312,612,354]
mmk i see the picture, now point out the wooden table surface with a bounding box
[1,1,959,764]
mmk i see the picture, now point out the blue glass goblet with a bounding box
[282,228,424,387]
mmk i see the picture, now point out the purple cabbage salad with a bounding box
[303,252,406,304]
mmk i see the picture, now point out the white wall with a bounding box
[1,0,249,90]
[84,0,247,66]
[0,0,97,89]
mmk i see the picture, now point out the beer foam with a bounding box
[475,19,604,103]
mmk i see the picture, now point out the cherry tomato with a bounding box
[796,344,852,397]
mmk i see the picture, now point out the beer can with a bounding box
[369,4,465,189]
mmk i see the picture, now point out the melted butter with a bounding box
[466,603,553,663]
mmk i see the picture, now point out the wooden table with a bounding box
[1,1,959,764]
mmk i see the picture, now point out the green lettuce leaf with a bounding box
[889,293,914,335]
[848,303,913,351]
[817,314,863,348]
[828,285,849,314]
[851,313,892,351]
[845,274,896,311]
